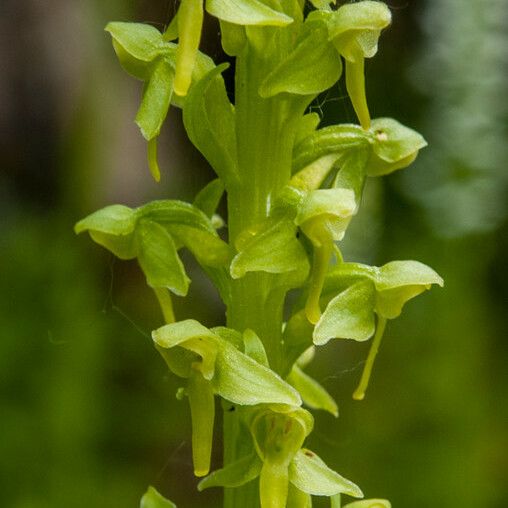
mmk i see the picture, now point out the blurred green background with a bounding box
[1,1,507,507]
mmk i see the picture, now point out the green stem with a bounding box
[223,40,303,508]
[353,316,387,401]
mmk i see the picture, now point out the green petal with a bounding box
[375,260,443,319]
[259,22,342,97]
[314,280,376,345]
[243,329,270,367]
[219,20,247,56]
[260,461,289,508]
[187,369,215,477]
[153,319,217,349]
[230,218,309,279]
[140,486,177,508]
[343,501,391,508]
[287,365,338,417]
[136,220,190,295]
[174,0,204,96]
[206,0,294,26]
[182,64,238,185]
[106,22,167,79]
[327,2,392,61]
[287,483,312,508]
[135,60,175,140]
[198,453,262,490]
[193,178,225,219]
[367,118,427,176]
[289,449,363,498]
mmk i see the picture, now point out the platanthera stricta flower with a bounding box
[199,405,363,507]
[152,320,301,476]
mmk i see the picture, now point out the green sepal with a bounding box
[325,2,392,62]
[231,218,309,280]
[343,501,391,508]
[375,260,443,319]
[295,113,321,145]
[106,22,169,80]
[367,118,427,176]
[219,20,247,56]
[282,310,315,377]
[206,0,294,26]
[313,280,376,345]
[289,449,363,498]
[213,339,302,406]
[259,22,341,98]
[193,178,225,219]
[135,59,174,140]
[136,220,190,295]
[140,200,231,267]
[333,149,369,203]
[183,64,238,185]
[174,0,204,97]
[287,365,338,417]
[75,204,136,237]
[140,486,177,508]
[243,329,270,367]
[296,188,357,244]
[198,453,263,490]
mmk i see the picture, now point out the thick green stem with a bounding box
[223,41,302,508]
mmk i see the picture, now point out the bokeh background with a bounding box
[1,1,507,507]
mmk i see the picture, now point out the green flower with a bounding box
[313,260,443,399]
[152,320,301,476]
[199,405,362,507]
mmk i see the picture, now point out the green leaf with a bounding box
[374,260,443,319]
[243,329,269,367]
[135,60,175,140]
[193,178,225,218]
[289,449,363,498]
[136,220,190,295]
[140,486,176,508]
[313,280,376,345]
[231,218,309,279]
[206,0,294,26]
[213,341,302,406]
[174,0,204,96]
[287,365,338,417]
[343,501,391,508]
[333,149,369,203]
[198,453,263,490]
[183,64,238,184]
[259,22,341,97]
[367,118,427,176]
